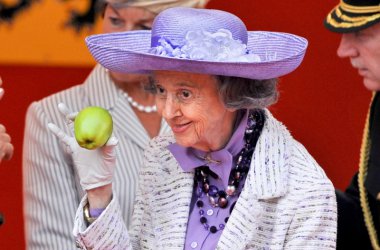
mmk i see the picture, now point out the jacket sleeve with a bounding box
[73,144,155,250]
[129,144,158,249]
[73,195,132,250]
[284,177,337,249]
[73,140,160,249]
[23,101,82,249]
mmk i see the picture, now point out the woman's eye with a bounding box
[179,90,192,100]
[109,17,124,26]
[138,24,151,30]
[156,86,166,96]
[182,91,191,98]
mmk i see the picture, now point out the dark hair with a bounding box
[216,75,278,109]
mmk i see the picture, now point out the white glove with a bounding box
[48,103,118,190]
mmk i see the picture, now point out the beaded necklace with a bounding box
[194,109,265,233]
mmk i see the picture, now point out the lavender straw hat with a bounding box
[86,7,308,80]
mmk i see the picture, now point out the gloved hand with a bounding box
[48,103,118,190]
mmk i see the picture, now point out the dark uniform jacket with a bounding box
[336,92,380,250]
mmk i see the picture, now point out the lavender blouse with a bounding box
[168,111,248,250]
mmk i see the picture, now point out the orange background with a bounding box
[0,0,371,249]
[0,0,102,66]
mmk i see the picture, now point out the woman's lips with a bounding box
[171,122,191,133]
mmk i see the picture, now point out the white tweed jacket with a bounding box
[74,111,337,249]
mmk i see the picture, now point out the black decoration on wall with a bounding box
[0,0,99,32]
[63,0,98,32]
[0,0,35,22]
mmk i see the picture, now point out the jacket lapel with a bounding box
[217,110,290,249]
[150,151,195,249]
[248,110,290,199]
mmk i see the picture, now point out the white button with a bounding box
[207,209,214,216]
[191,241,198,248]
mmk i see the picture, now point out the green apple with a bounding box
[74,106,113,150]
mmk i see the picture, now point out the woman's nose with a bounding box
[337,34,358,58]
[161,95,180,120]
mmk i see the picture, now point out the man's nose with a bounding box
[337,34,358,58]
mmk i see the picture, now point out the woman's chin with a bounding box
[174,137,192,148]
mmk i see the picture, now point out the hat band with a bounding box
[340,0,380,14]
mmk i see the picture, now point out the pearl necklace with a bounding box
[105,67,157,113]
[123,92,157,113]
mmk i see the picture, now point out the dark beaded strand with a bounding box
[194,110,265,233]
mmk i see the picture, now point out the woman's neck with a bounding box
[110,72,162,138]
[110,73,156,106]
[201,110,239,152]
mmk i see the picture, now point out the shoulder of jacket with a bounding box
[146,133,175,152]
[142,133,179,173]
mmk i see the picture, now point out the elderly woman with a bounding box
[49,7,337,249]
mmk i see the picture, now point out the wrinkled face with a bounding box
[154,71,237,152]
[103,4,156,84]
[337,22,380,91]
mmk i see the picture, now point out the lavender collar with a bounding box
[168,111,248,187]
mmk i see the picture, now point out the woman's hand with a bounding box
[48,103,117,206]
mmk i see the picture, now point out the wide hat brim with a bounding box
[86,30,308,80]
[325,2,380,33]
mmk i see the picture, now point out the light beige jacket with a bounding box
[74,111,337,249]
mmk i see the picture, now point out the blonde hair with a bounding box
[105,0,209,13]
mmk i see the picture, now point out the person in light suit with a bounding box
[22,1,209,249]
[50,7,337,249]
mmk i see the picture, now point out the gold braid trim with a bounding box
[358,92,380,250]
[326,8,380,29]
[340,0,380,14]
[336,8,380,22]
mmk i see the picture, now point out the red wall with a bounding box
[0,1,372,249]
[0,65,92,249]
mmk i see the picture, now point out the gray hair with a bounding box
[216,75,278,110]
[144,74,278,110]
